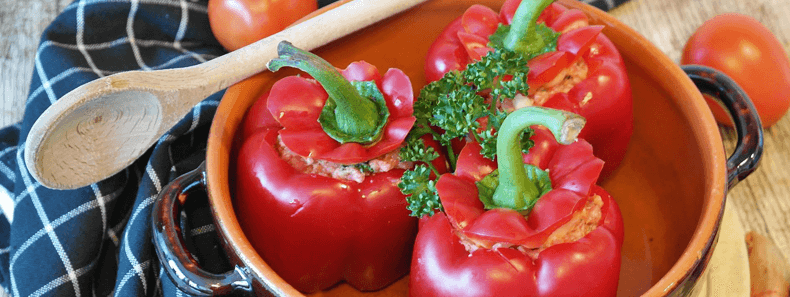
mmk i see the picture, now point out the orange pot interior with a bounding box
[206,0,726,296]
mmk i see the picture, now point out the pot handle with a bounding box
[682,65,764,190]
[151,162,253,295]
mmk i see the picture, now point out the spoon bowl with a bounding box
[27,84,163,190]
[24,0,428,190]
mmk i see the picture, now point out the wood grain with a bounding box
[1,0,789,295]
[0,0,69,127]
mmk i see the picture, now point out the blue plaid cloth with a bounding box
[0,0,627,296]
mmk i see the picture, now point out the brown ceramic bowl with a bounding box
[152,0,763,296]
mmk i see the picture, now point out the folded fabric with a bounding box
[0,0,629,296]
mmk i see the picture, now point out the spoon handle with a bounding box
[154,0,429,134]
[189,0,429,98]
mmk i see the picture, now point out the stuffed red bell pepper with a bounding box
[423,0,633,179]
[234,41,446,293]
[409,107,624,296]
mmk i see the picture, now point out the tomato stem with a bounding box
[503,0,555,55]
[267,41,386,144]
[493,107,584,210]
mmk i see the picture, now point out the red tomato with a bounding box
[208,0,318,51]
[682,13,790,128]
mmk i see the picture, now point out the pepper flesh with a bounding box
[424,0,633,179]
[410,124,624,296]
[235,56,446,292]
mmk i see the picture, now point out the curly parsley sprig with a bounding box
[398,137,442,216]
[398,22,560,218]
[414,47,533,165]
[399,48,531,218]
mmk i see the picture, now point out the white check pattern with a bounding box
[0,0,626,296]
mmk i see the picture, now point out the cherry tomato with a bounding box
[682,13,790,128]
[208,0,318,51]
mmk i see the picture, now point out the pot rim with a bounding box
[558,1,727,294]
[204,0,728,296]
[206,72,303,296]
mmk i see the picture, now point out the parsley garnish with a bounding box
[353,163,374,174]
[398,137,442,216]
[399,165,441,217]
[398,20,561,218]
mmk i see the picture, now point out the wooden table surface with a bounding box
[1,0,789,294]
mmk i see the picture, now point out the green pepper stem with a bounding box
[445,146,458,172]
[492,107,585,210]
[267,41,382,141]
[503,0,555,54]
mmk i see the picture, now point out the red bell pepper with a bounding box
[424,0,633,179]
[410,107,624,296]
[234,42,445,292]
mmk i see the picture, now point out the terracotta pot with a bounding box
[151,0,763,296]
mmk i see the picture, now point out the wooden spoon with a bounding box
[24,0,428,190]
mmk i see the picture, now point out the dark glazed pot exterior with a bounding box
[661,65,764,296]
[151,163,255,295]
[682,65,763,189]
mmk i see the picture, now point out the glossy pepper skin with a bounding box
[410,126,624,297]
[424,0,633,179]
[235,45,446,293]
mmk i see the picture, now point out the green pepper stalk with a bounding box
[502,0,556,56]
[492,107,585,210]
[267,41,388,144]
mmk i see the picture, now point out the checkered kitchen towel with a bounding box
[0,0,628,296]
